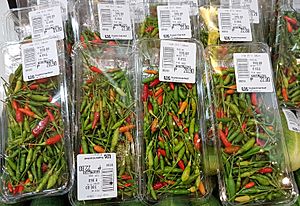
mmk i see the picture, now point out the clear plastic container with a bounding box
[69,42,138,205]
[134,1,199,40]
[136,38,211,205]
[0,40,73,203]
[198,5,258,47]
[203,42,298,205]
[274,0,300,109]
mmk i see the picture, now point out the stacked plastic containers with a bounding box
[0,2,73,204]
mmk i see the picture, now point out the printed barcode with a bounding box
[236,58,249,79]
[160,10,171,28]
[220,12,231,30]
[24,47,36,68]
[102,168,114,192]
[222,0,230,8]
[231,0,241,8]
[162,47,174,69]
[100,9,112,28]
[32,16,43,36]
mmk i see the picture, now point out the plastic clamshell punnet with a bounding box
[134,1,199,40]
[274,1,300,109]
[0,40,73,203]
[203,42,298,206]
[69,42,138,205]
[136,38,211,205]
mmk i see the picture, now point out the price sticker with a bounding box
[77,153,118,201]
[233,53,273,93]
[29,6,64,41]
[218,9,252,42]
[21,39,60,82]
[168,0,199,16]
[159,40,196,83]
[283,109,300,133]
[98,3,133,40]
[37,0,68,18]
[157,5,192,39]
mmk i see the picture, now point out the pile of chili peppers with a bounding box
[80,29,118,49]
[78,45,137,199]
[141,62,206,201]
[138,5,159,39]
[2,65,68,196]
[208,54,294,203]
[276,11,300,108]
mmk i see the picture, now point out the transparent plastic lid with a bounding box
[0,40,73,203]
[136,38,211,204]
[203,42,298,205]
[69,42,138,205]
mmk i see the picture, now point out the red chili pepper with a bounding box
[29,84,39,90]
[225,127,229,137]
[80,35,87,48]
[145,26,154,33]
[282,88,289,102]
[158,136,164,142]
[92,112,100,129]
[219,129,231,147]
[284,16,298,25]
[183,127,189,133]
[154,87,164,97]
[32,116,49,137]
[169,82,175,90]
[89,66,102,74]
[12,100,18,111]
[288,75,297,84]
[178,160,185,171]
[16,110,24,123]
[258,167,273,174]
[24,178,31,185]
[18,108,39,118]
[7,182,13,193]
[251,93,257,106]
[45,134,62,145]
[153,182,165,190]
[46,108,55,122]
[149,78,160,87]
[162,129,170,138]
[79,146,83,154]
[168,112,183,128]
[148,102,153,112]
[241,121,247,131]
[186,83,193,89]
[35,78,49,84]
[92,33,102,44]
[244,181,255,189]
[157,148,166,157]
[287,21,293,32]
[107,41,117,46]
[194,133,201,150]
[157,150,161,159]
[142,84,149,102]
[157,94,163,106]
[121,174,132,180]
[48,96,61,108]
[42,163,48,173]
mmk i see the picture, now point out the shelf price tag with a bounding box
[21,39,59,82]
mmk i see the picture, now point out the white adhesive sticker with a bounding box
[98,3,133,40]
[168,0,198,16]
[77,153,118,201]
[29,6,64,41]
[283,109,300,133]
[21,39,60,82]
[293,0,300,9]
[159,40,196,83]
[157,5,191,39]
[37,0,68,18]
[218,9,252,42]
[233,53,273,93]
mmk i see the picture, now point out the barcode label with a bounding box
[231,0,240,8]
[283,109,300,133]
[159,40,196,83]
[218,9,252,42]
[293,0,300,9]
[168,0,198,15]
[233,53,273,93]
[21,39,60,81]
[220,0,230,8]
[98,4,133,40]
[77,153,117,201]
[29,6,64,41]
[157,5,192,39]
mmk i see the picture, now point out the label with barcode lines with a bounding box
[77,153,117,201]
[233,53,273,93]
[29,6,64,41]
[167,0,198,15]
[157,5,191,39]
[220,0,230,8]
[21,39,60,82]
[218,9,252,42]
[293,0,300,9]
[37,0,68,19]
[159,40,196,83]
[98,3,133,40]
[283,109,300,133]
[231,0,240,8]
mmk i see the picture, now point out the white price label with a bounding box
[29,6,64,41]
[159,40,196,83]
[283,109,300,133]
[294,0,300,9]
[21,39,59,82]
[221,0,259,23]
[168,0,198,15]
[37,0,68,18]
[77,153,118,201]
[98,4,133,40]
[233,53,273,93]
[157,6,191,39]
[218,9,252,42]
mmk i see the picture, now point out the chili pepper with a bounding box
[224,145,240,154]
[110,129,119,152]
[284,16,298,25]
[178,98,188,114]
[178,160,185,171]
[45,134,62,145]
[258,167,273,174]
[251,93,257,106]
[193,133,201,150]
[181,160,191,182]
[237,137,256,154]
[32,116,49,137]
[18,108,40,119]
[235,195,251,203]
[154,87,164,97]
[282,88,289,101]
[149,78,160,87]
[244,181,255,189]
[219,129,231,147]
[169,82,175,90]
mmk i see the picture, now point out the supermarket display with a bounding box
[0,0,300,205]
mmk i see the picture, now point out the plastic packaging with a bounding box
[0,40,72,203]
[136,38,211,204]
[203,42,298,205]
[135,1,199,40]
[275,1,300,108]
[69,42,138,205]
